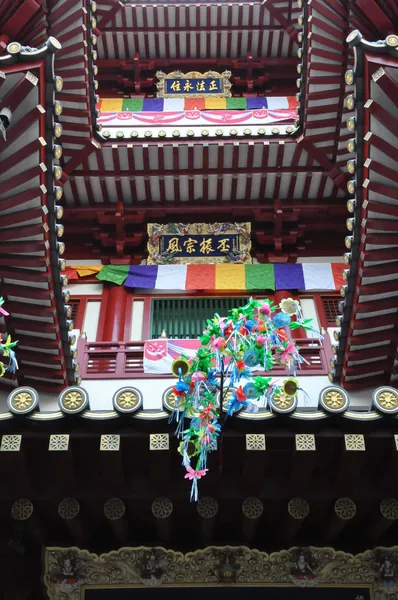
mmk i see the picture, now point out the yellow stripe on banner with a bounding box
[100,98,123,112]
[215,264,246,290]
[75,266,103,277]
[204,98,227,110]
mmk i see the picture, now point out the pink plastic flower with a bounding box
[260,303,271,316]
[212,336,226,350]
[184,466,208,480]
[256,335,266,346]
[280,341,297,365]
[191,371,207,382]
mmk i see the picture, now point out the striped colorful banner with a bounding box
[98,96,297,113]
[87,263,344,292]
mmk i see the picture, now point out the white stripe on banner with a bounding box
[163,98,185,111]
[267,97,289,109]
[302,263,335,290]
[154,265,187,289]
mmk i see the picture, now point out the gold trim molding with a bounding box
[44,545,398,599]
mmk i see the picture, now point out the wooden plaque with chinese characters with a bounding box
[156,70,232,98]
[147,223,252,264]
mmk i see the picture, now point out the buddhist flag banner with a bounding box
[98,96,297,113]
[96,96,297,127]
[96,264,130,285]
[117,263,345,291]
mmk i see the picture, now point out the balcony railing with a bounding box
[77,337,333,380]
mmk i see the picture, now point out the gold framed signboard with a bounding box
[42,545,398,600]
[156,70,232,98]
[147,223,252,265]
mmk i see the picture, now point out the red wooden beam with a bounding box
[63,139,101,178]
[10,319,58,334]
[347,346,394,362]
[351,314,398,330]
[343,360,391,376]
[0,206,48,230]
[71,166,327,179]
[361,247,398,262]
[372,68,398,109]
[5,302,56,318]
[299,138,347,190]
[364,181,398,202]
[2,106,44,148]
[308,15,345,40]
[362,233,398,246]
[355,0,394,35]
[0,73,39,115]
[0,256,49,269]
[366,101,398,137]
[0,223,46,243]
[96,0,124,32]
[0,267,51,284]
[358,278,398,295]
[265,2,298,43]
[1,0,41,38]
[348,331,394,347]
[15,336,61,350]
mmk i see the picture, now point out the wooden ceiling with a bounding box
[2,416,398,596]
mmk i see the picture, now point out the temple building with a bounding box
[0,0,398,598]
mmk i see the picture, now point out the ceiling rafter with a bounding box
[265,0,299,43]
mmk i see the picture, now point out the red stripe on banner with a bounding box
[331,263,345,290]
[186,265,216,290]
[287,96,298,110]
[64,267,79,281]
[184,98,206,111]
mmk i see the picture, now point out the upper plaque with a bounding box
[156,70,232,98]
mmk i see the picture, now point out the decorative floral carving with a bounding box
[44,545,396,599]
[295,434,316,451]
[245,434,266,451]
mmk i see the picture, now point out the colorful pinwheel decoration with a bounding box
[171,297,319,501]
[0,297,18,376]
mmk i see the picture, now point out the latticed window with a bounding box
[321,297,340,326]
[150,297,249,339]
[69,299,81,322]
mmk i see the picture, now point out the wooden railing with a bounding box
[77,336,333,379]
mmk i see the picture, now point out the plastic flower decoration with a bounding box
[279,297,299,315]
[170,297,317,501]
[0,299,18,378]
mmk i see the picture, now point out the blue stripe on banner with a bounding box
[125,265,158,288]
[274,264,305,290]
[142,98,164,112]
[246,98,268,110]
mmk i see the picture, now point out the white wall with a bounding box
[68,283,103,295]
[300,297,321,338]
[0,376,375,415]
[130,299,145,340]
[83,300,101,342]
[81,374,334,412]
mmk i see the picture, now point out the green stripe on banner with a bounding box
[96,265,129,285]
[245,264,275,291]
[226,98,247,110]
[122,98,144,111]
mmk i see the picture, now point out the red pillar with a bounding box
[101,285,128,342]
[273,290,289,307]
